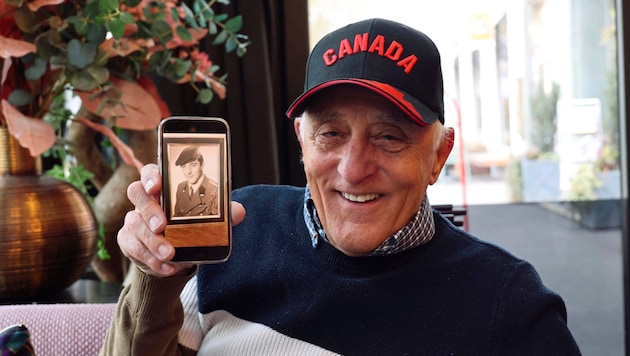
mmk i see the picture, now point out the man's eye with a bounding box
[321,131,340,138]
[376,131,405,142]
[374,133,408,152]
[381,134,400,141]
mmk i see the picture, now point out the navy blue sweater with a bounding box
[197,185,581,355]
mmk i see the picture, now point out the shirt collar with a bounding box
[187,175,205,193]
[302,186,434,256]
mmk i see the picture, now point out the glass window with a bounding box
[308,0,624,354]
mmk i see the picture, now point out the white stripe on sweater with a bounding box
[178,276,338,355]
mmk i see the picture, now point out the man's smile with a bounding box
[341,192,381,203]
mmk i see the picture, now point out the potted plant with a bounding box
[568,21,621,230]
[567,144,621,229]
[0,0,249,282]
[519,81,561,202]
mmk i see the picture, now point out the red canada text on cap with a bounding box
[322,33,418,74]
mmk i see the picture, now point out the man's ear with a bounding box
[294,118,303,146]
[429,127,455,185]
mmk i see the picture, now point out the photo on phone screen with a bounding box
[165,142,222,219]
[158,117,231,263]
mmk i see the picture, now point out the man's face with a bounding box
[295,86,453,256]
[180,159,203,185]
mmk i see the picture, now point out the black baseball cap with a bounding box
[286,18,444,126]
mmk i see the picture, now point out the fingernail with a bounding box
[149,216,161,230]
[161,263,174,274]
[158,244,170,259]
[145,178,155,191]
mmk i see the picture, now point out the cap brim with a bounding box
[286,79,439,126]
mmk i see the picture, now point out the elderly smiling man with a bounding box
[101,18,581,355]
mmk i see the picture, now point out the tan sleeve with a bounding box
[99,267,198,356]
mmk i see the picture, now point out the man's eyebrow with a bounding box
[379,112,413,127]
[307,108,341,123]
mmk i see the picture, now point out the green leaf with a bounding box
[118,12,136,24]
[86,23,108,44]
[174,59,192,77]
[195,0,214,20]
[147,50,171,72]
[107,12,135,39]
[86,66,110,85]
[97,222,111,261]
[225,37,237,53]
[170,6,179,23]
[151,20,174,44]
[225,15,243,32]
[100,0,119,13]
[208,22,218,35]
[212,29,228,45]
[180,3,199,29]
[176,26,192,42]
[84,0,103,19]
[107,17,126,38]
[33,36,55,60]
[143,2,166,21]
[25,57,47,80]
[135,21,152,38]
[197,88,214,104]
[14,6,38,34]
[7,89,32,107]
[67,15,89,35]
[93,49,110,66]
[45,163,95,193]
[49,54,69,68]
[123,0,142,7]
[68,39,97,69]
[214,14,228,22]
[70,66,109,91]
[44,165,65,180]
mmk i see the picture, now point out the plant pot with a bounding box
[520,159,561,202]
[570,199,621,230]
[0,128,98,300]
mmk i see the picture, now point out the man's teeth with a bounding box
[342,193,380,202]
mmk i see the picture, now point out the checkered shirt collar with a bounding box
[303,186,434,256]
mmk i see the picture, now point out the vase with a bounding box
[0,128,98,301]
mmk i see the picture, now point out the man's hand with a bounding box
[118,164,246,277]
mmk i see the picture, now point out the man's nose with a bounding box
[337,137,377,184]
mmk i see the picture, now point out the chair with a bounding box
[433,204,468,230]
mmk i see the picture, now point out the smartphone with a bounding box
[157,116,231,263]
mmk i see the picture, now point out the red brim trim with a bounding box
[286,79,433,126]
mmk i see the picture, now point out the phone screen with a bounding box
[158,117,231,263]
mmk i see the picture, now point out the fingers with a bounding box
[231,201,246,226]
[127,180,166,233]
[121,163,179,276]
[120,164,249,277]
[140,164,161,196]
[118,210,189,277]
